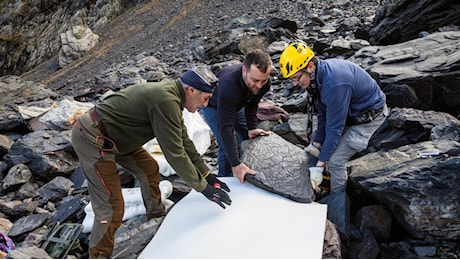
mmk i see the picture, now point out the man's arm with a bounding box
[217,81,243,168]
[317,84,352,163]
[152,101,208,192]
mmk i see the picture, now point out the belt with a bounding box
[89,107,109,137]
[346,105,385,126]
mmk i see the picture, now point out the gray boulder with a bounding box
[348,139,460,239]
[349,31,460,117]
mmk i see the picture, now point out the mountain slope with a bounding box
[21,0,285,96]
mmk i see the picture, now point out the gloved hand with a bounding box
[309,166,324,190]
[201,184,232,209]
[205,173,230,192]
[305,143,321,157]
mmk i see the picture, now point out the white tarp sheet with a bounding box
[138,177,327,259]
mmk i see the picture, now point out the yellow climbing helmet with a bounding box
[279,42,315,78]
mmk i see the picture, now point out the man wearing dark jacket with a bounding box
[202,49,272,182]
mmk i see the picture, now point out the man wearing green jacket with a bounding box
[71,66,231,259]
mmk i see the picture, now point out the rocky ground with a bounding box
[20,0,385,97]
[21,0,283,93]
[7,0,459,259]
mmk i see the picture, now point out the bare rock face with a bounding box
[8,213,50,238]
[351,109,460,240]
[0,76,57,131]
[349,31,460,117]
[348,139,460,240]
[3,130,78,181]
[241,132,314,203]
[369,0,460,45]
[58,26,99,68]
[8,246,51,259]
[0,0,132,75]
[2,163,32,192]
[322,220,342,259]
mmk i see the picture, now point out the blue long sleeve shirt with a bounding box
[314,58,386,162]
[207,63,271,167]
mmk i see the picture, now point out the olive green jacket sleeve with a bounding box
[149,84,209,192]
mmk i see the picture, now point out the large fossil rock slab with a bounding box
[241,132,314,203]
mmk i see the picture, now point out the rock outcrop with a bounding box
[349,31,460,117]
[58,26,99,68]
[369,0,460,45]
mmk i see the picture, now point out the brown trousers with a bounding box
[70,112,165,258]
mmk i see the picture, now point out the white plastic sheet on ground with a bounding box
[138,177,327,259]
[143,109,211,177]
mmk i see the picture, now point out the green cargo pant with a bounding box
[70,111,165,258]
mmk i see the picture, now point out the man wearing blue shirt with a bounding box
[279,42,388,238]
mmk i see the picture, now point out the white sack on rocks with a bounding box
[143,109,211,177]
[82,180,174,233]
[17,106,51,120]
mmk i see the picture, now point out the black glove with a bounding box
[205,173,230,192]
[201,184,232,209]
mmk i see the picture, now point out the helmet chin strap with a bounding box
[304,69,317,144]
[307,82,318,96]
[310,69,316,81]
[306,68,318,96]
